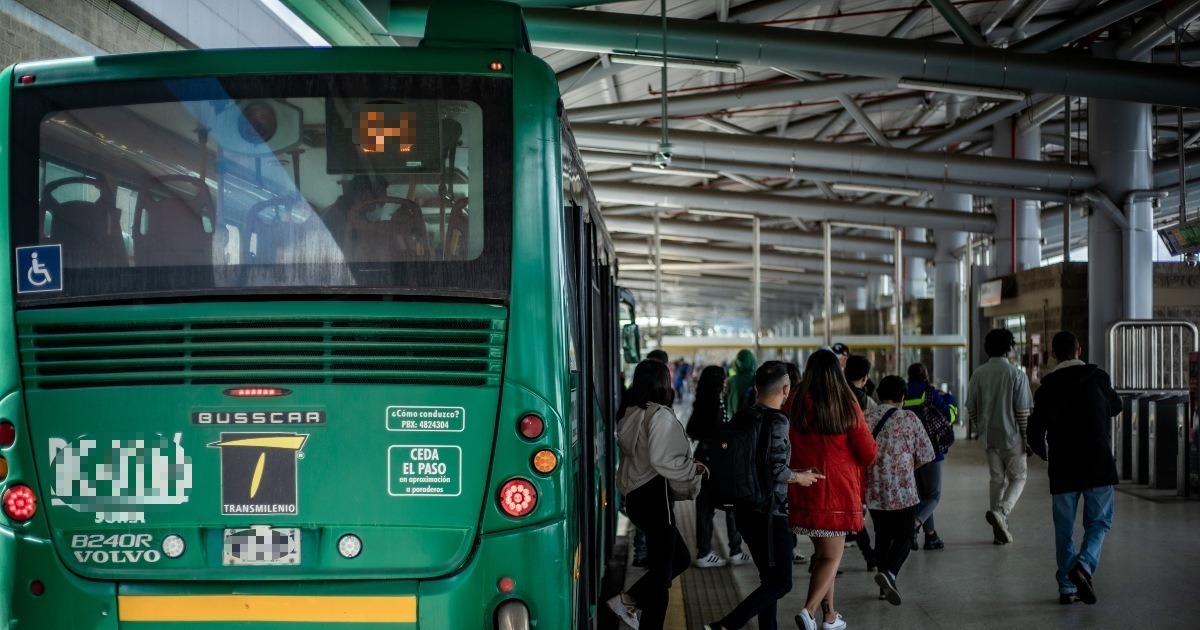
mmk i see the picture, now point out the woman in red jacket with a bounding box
[788,350,878,630]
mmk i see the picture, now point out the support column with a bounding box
[905,227,929,298]
[934,192,970,395]
[1087,44,1154,369]
[992,117,1043,275]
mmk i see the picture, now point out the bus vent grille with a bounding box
[19,318,505,390]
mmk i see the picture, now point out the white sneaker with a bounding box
[694,551,727,568]
[729,550,752,566]
[795,608,817,630]
[822,613,847,630]
[606,593,641,629]
[793,548,808,564]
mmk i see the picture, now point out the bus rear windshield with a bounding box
[9,74,512,304]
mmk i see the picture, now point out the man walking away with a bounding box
[966,329,1033,545]
[1028,332,1122,605]
[845,355,878,571]
[703,362,823,630]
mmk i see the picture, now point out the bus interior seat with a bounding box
[342,197,432,263]
[40,176,126,268]
[133,175,214,267]
[244,197,321,265]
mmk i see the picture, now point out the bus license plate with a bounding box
[222,526,300,566]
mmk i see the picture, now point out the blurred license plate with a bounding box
[222,526,300,566]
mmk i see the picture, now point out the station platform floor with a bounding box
[610,435,1200,630]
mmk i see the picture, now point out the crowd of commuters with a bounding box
[608,328,1114,629]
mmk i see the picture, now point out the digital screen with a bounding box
[326,99,440,174]
[1158,217,1200,256]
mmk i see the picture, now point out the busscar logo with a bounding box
[209,433,307,516]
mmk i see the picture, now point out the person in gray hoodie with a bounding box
[608,359,706,630]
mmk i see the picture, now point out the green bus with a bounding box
[0,2,627,628]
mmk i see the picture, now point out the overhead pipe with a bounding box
[611,239,895,275]
[1117,0,1200,60]
[1010,0,1054,35]
[595,181,998,233]
[379,4,1200,107]
[1009,0,1162,53]
[607,154,1072,202]
[573,124,1095,191]
[1152,40,1200,63]
[1015,95,1070,134]
[603,215,939,257]
[566,76,896,123]
[1153,149,1200,187]
[619,267,870,288]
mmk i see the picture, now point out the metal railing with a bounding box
[1107,320,1198,392]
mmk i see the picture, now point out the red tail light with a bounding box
[499,479,538,517]
[2,485,37,522]
[518,415,543,439]
[222,387,291,397]
[0,421,15,448]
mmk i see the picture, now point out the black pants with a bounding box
[717,509,793,630]
[870,505,917,578]
[694,480,743,556]
[625,476,691,630]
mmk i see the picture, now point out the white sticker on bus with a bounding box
[49,433,193,514]
[388,445,462,497]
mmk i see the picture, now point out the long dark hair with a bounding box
[688,365,727,433]
[791,350,860,434]
[620,359,674,415]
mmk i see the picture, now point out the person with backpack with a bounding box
[866,376,936,605]
[702,361,824,630]
[788,350,878,630]
[725,349,757,415]
[689,365,750,568]
[903,363,954,551]
[609,359,706,630]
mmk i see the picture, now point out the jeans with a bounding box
[986,445,1028,516]
[869,505,916,578]
[717,509,794,630]
[624,476,691,630]
[694,480,743,556]
[915,460,943,533]
[1052,486,1114,594]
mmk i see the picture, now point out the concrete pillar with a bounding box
[992,118,1042,275]
[934,192,970,396]
[1087,43,1155,369]
[905,227,929,299]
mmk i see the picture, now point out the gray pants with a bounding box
[986,444,1028,516]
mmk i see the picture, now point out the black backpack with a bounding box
[701,404,773,511]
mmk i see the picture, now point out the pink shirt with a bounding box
[864,405,935,511]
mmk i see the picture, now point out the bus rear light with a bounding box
[29,580,44,597]
[2,485,37,522]
[498,576,515,593]
[499,479,537,517]
[489,61,504,71]
[532,449,557,474]
[518,415,543,439]
[337,534,362,559]
[161,535,186,559]
[0,456,8,482]
[0,421,14,447]
[18,75,35,85]
[222,387,291,397]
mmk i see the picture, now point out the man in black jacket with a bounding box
[1028,331,1122,606]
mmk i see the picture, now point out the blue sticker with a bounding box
[16,245,63,293]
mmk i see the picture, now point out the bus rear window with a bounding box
[10,74,512,303]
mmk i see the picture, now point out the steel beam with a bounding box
[1117,0,1200,60]
[566,76,895,123]
[910,96,1049,151]
[924,0,986,46]
[1010,0,1161,53]
[612,239,893,275]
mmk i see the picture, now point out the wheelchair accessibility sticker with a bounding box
[16,245,63,293]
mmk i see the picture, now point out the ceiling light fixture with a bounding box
[609,53,741,74]
[630,165,721,179]
[831,183,924,197]
[896,79,1027,101]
